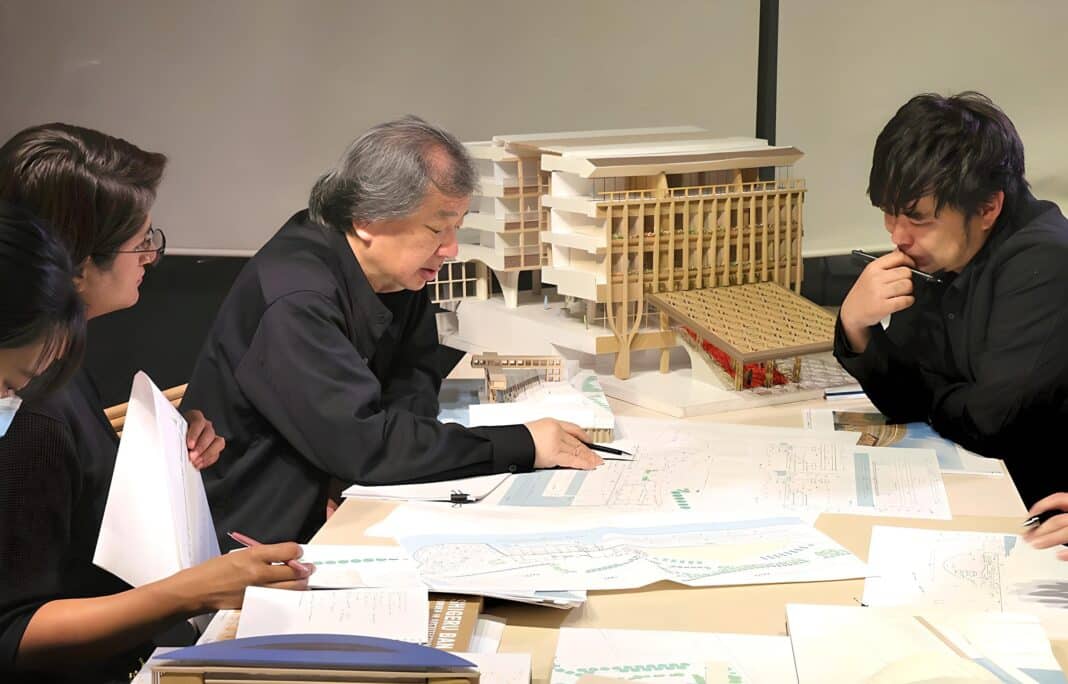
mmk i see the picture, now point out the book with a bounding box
[152,633,480,684]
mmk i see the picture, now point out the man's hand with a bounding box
[1023,492,1068,560]
[524,418,603,470]
[839,251,917,353]
[184,410,225,470]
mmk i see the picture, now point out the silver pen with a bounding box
[851,249,943,284]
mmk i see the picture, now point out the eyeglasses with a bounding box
[103,227,167,265]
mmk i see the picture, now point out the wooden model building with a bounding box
[470,352,563,403]
[435,127,836,388]
[469,353,614,441]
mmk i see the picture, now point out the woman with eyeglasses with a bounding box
[0,124,312,684]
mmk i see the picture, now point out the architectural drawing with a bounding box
[482,416,950,520]
[397,517,867,592]
[863,526,1068,638]
[551,628,798,684]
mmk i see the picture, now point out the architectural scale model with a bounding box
[432,127,842,413]
[470,352,563,403]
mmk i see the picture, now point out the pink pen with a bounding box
[227,530,309,574]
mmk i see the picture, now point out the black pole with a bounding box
[756,0,779,180]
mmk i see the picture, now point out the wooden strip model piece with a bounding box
[648,282,836,390]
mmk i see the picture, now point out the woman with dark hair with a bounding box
[0,201,85,433]
[0,124,312,684]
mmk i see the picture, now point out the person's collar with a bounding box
[320,221,393,335]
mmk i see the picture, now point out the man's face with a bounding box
[352,186,468,293]
[883,195,990,274]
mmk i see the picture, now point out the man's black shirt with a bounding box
[834,192,1068,507]
[183,211,534,547]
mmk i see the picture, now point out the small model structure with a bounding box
[469,353,613,442]
[471,352,563,403]
[648,282,836,390]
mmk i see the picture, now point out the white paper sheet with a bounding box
[196,609,240,644]
[398,516,868,592]
[862,526,1068,639]
[804,408,1004,475]
[94,372,219,586]
[483,416,949,520]
[299,544,423,589]
[551,627,797,684]
[342,473,511,503]
[459,652,531,684]
[235,586,429,643]
[468,616,507,654]
[786,604,1065,683]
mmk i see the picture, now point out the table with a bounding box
[312,388,1053,682]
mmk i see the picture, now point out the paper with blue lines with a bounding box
[397,516,868,592]
[483,417,950,520]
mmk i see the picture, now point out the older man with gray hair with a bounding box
[184,116,600,548]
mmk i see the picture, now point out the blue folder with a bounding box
[159,634,475,671]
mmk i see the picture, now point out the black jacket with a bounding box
[834,192,1068,507]
[0,370,150,684]
[183,211,534,548]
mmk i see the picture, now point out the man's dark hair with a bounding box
[309,115,477,234]
[868,91,1028,220]
[0,201,85,399]
[0,123,167,270]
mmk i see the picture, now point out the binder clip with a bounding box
[449,490,472,506]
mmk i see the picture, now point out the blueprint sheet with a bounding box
[862,526,1068,639]
[804,408,1004,475]
[484,416,950,519]
[551,627,797,684]
[397,516,868,592]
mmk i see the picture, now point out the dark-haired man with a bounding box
[835,92,1068,507]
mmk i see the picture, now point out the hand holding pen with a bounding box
[839,250,922,354]
[229,531,314,574]
[1022,492,1068,559]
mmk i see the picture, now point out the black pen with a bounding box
[852,249,943,284]
[1023,509,1066,527]
[581,441,632,457]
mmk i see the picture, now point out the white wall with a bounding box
[779,0,1068,256]
[0,0,759,255]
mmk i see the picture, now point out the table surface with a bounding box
[313,376,1051,682]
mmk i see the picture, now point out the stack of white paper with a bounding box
[235,586,429,644]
